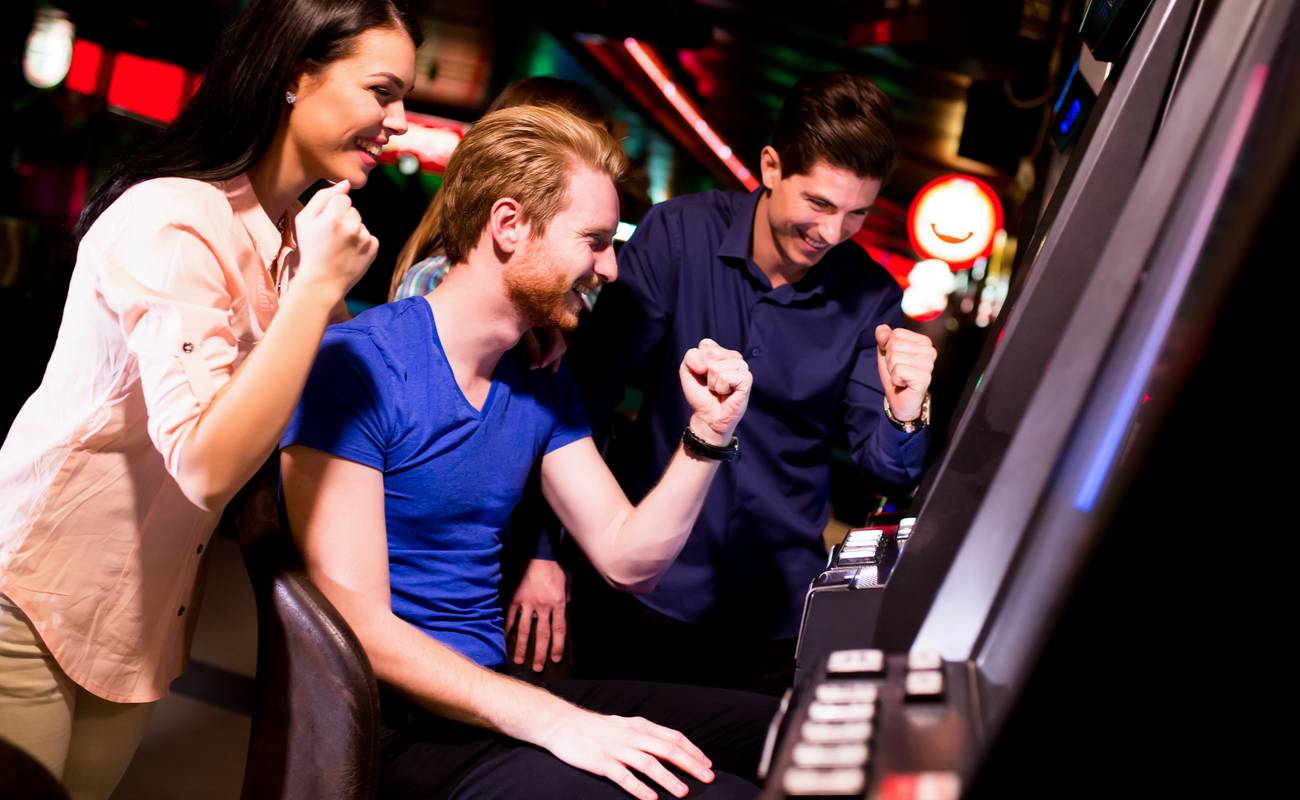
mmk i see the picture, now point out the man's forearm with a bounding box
[176,279,337,510]
[597,442,721,594]
[342,600,572,742]
[549,339,750,596]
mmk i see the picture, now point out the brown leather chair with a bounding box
[0,738,70,800]
[223,460,381,800]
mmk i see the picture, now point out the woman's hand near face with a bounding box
[171,180,379,511]
[294,180,379,300]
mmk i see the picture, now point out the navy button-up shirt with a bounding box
[568,189,928,639]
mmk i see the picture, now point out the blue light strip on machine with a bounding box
[1054,59,1081,114]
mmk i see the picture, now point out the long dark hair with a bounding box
[76,0,422,238]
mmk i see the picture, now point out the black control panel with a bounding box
[793,519,914,686]
[760,649,978,799]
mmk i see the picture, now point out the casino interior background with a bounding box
[1,0,1291,797]
[2,0,1083,503]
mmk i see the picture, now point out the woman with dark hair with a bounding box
[0,1,420,795]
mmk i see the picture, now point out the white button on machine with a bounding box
[827,648,885,675]
[844,528,884,546]
[815,682,878,704]
[801,720,873,743]
[808,701,876,723]
[791,742,870,768]
[840,542,878,553]
[782,767,867,796]
[907,650,943,671]
[904,669,945,699]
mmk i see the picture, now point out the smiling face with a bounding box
[504,166,620,331]
[756,147,882,276]
[285,26,416,188]
[907,176,1001,266]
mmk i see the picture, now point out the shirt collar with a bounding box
[224,173,297,267]
[717,188,832,302]
[717,188,763,263]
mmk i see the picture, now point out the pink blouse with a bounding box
[0,173,298,702]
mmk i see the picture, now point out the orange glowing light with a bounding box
[907,175,1003,267]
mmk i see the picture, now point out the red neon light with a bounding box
[860,241,915,287]
[107,52,196,124]
[67,39,105,95]
[623,38,758,191]
[379,111,467,174]
[677,50,717,99]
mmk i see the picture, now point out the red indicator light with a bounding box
[108,52,192,124]
[67,39,105,95]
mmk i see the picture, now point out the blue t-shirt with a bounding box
[281,296,590,668]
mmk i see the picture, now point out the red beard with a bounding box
[503,245,588,331]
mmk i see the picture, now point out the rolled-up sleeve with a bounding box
[98,200,240,479]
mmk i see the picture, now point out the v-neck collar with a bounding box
[421,297,507,418]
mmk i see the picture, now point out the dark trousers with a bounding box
[379,679,778,799]
[568,569,796,696]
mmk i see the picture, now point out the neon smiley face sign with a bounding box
[907,175,1004,268]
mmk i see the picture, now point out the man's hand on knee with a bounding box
[542,708,715,800]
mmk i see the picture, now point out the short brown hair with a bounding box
[392,105,626,290]
[771,71,899,181]
[487,76,613,132]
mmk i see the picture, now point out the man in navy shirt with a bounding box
[546,72,937,694]
[281,106,775,799]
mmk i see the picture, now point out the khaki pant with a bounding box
[0,594,155,800]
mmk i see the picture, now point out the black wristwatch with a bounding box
[681,427,740,462]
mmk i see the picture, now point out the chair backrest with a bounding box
[224,460,381,800]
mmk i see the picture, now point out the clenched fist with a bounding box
[293,180,379,299]
[678,338,752,446]
[875,325,936,423]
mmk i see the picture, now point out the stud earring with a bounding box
[285,90,297,105]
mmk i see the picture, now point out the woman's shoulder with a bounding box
[116,177,234,221]
[83,177,238,252]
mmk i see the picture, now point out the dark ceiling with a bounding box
[521,0,1081,250]
[41,0,1084,250]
